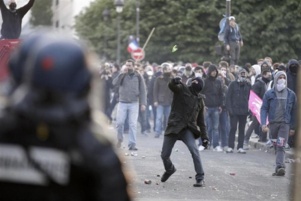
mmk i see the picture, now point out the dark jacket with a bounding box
[224,24,242,45]
[202,65,223,108]
[226,80,251,115]
[100,74,113,111]
[148,71,162,105]
[0,0,35,39]
[153,74,173,106]
[221,82,228,109]
[252,77,268,99]
[111,71,120,93]
[164,79,208,139]
[286,59,299,94]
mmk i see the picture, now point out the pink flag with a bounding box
[248,90,268,125]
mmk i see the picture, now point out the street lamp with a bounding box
[102,8,110,22]
[115,0,124,65]
[136,0,140,43]
[102,8,110,60]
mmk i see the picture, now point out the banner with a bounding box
[248,90,268,125]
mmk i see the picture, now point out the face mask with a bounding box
[184,70,192,77]
[195,73,203,78]
[9,3,17,10]
[276,78,286,91]
[262,75,271,82]
[238,76,246,82]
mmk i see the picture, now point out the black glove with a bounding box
[202,138,210,150]
[173,76,182,84]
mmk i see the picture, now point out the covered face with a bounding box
[274,71,287,92]
[238,68,247,82]
[190,77,204,92]
[9,1,17,10]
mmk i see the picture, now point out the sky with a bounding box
[74,0,95,16]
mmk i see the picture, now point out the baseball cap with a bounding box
[229,16,235,21]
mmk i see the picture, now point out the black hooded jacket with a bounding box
[287,59,299,94]
[164,79,208,139]
[226,79,251,115]
[202,65,223,108]
[252,77,269,99]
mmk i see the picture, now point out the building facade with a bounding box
[52,0,95,34]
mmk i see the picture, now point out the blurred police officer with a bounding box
[0,33,132,201]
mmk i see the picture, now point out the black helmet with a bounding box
[26,37,91,94]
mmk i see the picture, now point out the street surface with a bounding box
[116,132,293,201]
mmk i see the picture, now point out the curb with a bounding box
[248,139,294,159]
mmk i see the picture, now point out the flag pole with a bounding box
[142,27,155,50]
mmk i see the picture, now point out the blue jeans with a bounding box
[155,105,171,135]
[219,108,229,147]
[205,107,220,148]
[116,102,139,149]
[269,123,289,170]
[161,128,205,181]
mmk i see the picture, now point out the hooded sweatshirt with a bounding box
[202,65,223,107]
[286,59,299,93]
[274,71,288,122]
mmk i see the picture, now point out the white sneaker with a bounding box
[226,147,233,153]
[213,146,223,152]
[266,140,274,148]
[284,143,290,151]
[198,145,205,151]
[237,148,247,154]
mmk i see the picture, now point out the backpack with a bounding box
[218,17,227,42]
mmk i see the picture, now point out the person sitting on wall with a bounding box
[0,0,35,39]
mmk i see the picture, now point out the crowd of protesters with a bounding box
[99,57,299,158]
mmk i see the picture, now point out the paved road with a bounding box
[116,132,294,201]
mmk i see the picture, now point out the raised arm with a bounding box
[0,0,8,11]
[18,0,35,17]
[112,72,126,87]
[168,77,183,93]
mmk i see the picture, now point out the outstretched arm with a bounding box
[0,0,8,11]
[18,0,35,17]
